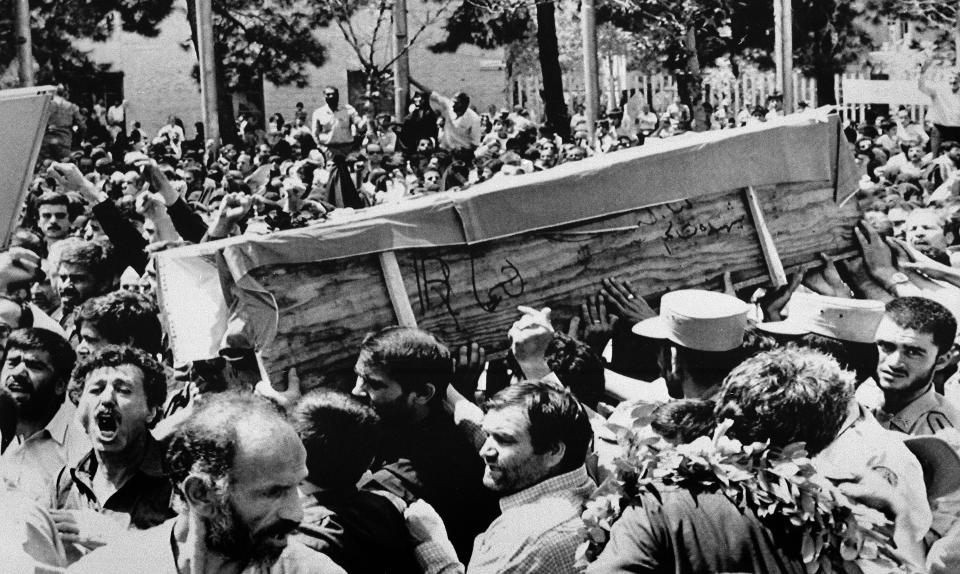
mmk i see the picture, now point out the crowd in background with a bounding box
[3,71,960,574]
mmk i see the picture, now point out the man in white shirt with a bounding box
[920,58,960,157]
[895,107,930,149]
[0,328,88,502]
[430,91,482,157]
[312,87,364,157]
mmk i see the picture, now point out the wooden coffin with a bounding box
[156,110,862,386]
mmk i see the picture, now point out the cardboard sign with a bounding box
[0,87,55,248]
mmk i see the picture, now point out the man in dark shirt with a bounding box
[352,327,499,562]
[400,92,439,152]
[51,345,174,564]
[293,389,419,574]
[588,347,853,574]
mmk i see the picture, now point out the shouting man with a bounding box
[68,393,345,574]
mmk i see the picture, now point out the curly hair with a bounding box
[885,297,958,355]
[57,238,118,280]
[544,333,605,409]
[714,346,853,456]
[797,333,878,384]
[165,392,288,497]
[484,380,593,474]
[651,399,717,445]
[72,345,167,409]
[76,290,162,354]
[293,390,381,488]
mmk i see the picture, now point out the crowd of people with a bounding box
[37,80,807,242]
[2,64,960,573]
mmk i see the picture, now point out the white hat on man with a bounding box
[757,292,884,344]
[632,289,750,352]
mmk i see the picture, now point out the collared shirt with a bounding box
[312,105,361,146]
[814,401,930,567]
[52,434,175,531]
[1,400,90,502]
[432,97,481,151]
[67,517,347,574]
[857,381,960,435]
[896,122,930,146]
[416,466,595,574]
[926,85,960,127]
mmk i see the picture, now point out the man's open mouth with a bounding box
[5,379,30,394]
[95,411,120,440]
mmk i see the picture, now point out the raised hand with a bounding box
[571,294,618,357]
[508,306,554,381]
[452,342,486,400]
[756,272,803,321]
[207,192,253,240]
[600,277,656,325]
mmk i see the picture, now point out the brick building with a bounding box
[79,0,507,138]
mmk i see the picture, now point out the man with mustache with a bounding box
[407,380,596,574]
[0,328,87,502]
[903,209,955,264]
[68,393,345,574]
[352,327,498,562]
[36,192,74,250]
[52,239,117,337]
[51,346,175,564]
[857,296,960,435]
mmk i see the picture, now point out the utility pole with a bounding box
[581,0,600,146]
[955,0,960,67]
[196,0,221,156]
[773,0,794,113]
[14,0,33,86]
[393,0,410,121]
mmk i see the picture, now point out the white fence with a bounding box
[510,69,818,121]
[833,69,954,125]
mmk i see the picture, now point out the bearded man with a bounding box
[68,393,345,574]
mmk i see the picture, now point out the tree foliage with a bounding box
[863,0,958,52]
[0,0,330,92]
[0,0,174,82]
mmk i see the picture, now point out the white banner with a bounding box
[841,78,949,106]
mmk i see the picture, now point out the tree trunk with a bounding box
[673,26,705,131]
[214,40,237,143]
[813,67,837,106]
[534,0,571,139]
[185,0,237,144]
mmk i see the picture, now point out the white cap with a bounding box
[757,293,884,344]
[632,289,749,352]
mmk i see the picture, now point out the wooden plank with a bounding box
[379,251,418,327]
[251,181,860,387]
[744,186,787,287]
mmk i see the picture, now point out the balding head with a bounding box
[166,393,307,563]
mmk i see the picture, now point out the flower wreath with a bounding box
[577,404,917,574]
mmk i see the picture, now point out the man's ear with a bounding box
[182,474,218,517]
[936,345,959,371]
[409,383,437,406]
[146,404,163,429]
[544,441,567,473]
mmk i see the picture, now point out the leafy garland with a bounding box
[577,403,919,574]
